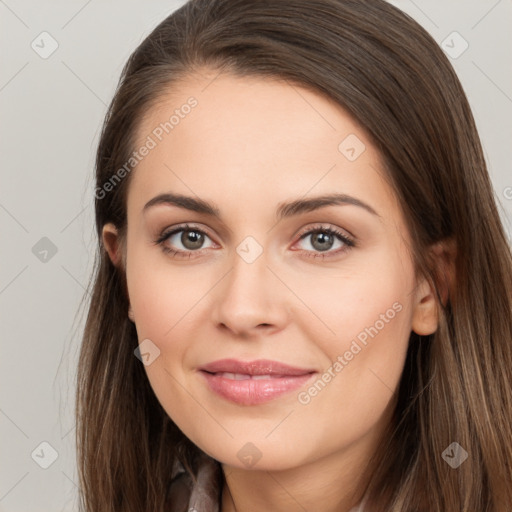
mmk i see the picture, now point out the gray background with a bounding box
[1,1,511,510]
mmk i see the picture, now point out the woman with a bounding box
[76,0,512,510]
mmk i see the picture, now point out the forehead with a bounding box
[127,71,399,222]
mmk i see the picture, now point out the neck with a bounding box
[220,435,376,512]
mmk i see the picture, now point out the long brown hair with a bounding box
[76,0,512,510]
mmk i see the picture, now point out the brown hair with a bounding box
[76,0,512,510]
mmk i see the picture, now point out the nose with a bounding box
[211,245,289,338]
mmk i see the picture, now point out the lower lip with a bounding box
[199,371,315,405]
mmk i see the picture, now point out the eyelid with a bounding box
[155,222,217,245]
[294,223,355,242]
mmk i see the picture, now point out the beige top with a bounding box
[167,450,367,511]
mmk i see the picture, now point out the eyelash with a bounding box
[153,223,356,260]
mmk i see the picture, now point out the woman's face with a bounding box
[103,70,438,472]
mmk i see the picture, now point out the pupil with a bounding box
[312,232,333,252]
[182,230,204,249]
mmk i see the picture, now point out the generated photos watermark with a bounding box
[95,96,198,200]
[297,301,403,405]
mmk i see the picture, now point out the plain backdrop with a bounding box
[0,1,511,510]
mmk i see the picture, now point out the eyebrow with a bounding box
[142,192,380,221]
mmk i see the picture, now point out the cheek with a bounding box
[290,246,414,355]
[291,247,414,415]
[126,242,210,343]
[125,250,205,423]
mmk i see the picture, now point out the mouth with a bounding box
[205,372,294,380]
[199,358,315,376]
[198,358,317,405]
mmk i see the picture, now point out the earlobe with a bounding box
[102,223,122,267]
[128,304,135,322]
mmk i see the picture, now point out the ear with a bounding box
[411,276,439,336]
[411,238,456,336]
[430,238,456,307]
[102,223,135,323]
[102,222,123,268]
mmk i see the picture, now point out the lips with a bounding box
[198,358,316,405]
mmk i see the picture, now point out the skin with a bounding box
[102,69,443,512]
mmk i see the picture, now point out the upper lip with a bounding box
[199,358,316,376]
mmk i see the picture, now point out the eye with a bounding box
[293,224,355,259]
[154,223,356,260]
[154,223,216,258]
